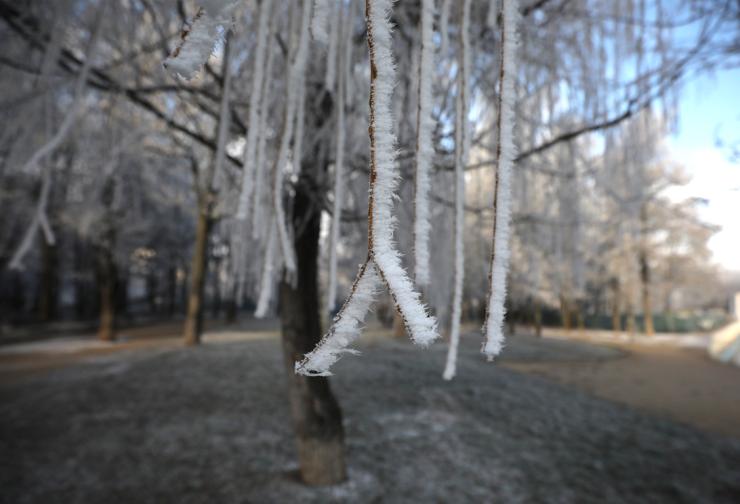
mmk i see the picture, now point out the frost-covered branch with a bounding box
[324,0,339,90]
[236,0,273,221]
[443,0,470,381]
[251,39,277,238]
[20,5,103,174]
[364,0,437,346]
[297,0,438,376]
[326,1,350,312]
[310,0,331,43]
[482,0,520,359]
[255,216,280,318]
[272,0,312,276]
[412,0,435,287]
[8,170,54,270]
[297,261,381,375]
[163,0,240,80]
[439,0,451,58]
[211,33,232,192]
[486,0,498,29]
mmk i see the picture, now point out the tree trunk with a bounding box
[147,269,158,315]
[37,233,58,322]
[626,302,636,336]
[184,204,211,346]
[167,265,177,317]
[576,303,585,332]
[279,114,346,484]
[559,295,572,331]
[611,278,621,332]
[640,249,654,336]
[211,259,222,318]
[96,243,116,342]
[534,298,542,337]
[74,238,88,320]
[639,204,654,335]
[225,282,238,324]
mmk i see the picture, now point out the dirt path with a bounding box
[503,336,740,439]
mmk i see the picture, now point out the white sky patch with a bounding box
[664,142,740,272]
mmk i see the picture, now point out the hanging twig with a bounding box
[443,0,471,381]
[412,0,435,288]
[163,0,239,80]
[482,0,520,359]
[327,0,351,313]
[297,0,438,376]
[271,0,313,277]
[236,0,273,221]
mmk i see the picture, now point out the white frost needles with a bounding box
[443,0,471,381]
[163,0,240,81]
[236,0,273,221]
[482,0,520,360]
[296,0,438,376]
[413,0,435,288]
[271,0,313,277]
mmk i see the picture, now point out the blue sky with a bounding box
[667,67,740,271]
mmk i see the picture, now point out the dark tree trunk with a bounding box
[611,278,622,332]
[279,82,346,484]
[225,282,238,324]
[184,204,211,346]
[640,249,654,335]
[559,294,572,331]
[96,242,116,342]
[534,298,542,337]
[279,172,346,485]
[210,259,221,318]
[147,269,158,315]
[626,302,636,336]
[639,205,654,336]
[115,272,128,319]
[97,177,117,341]
[167,265,178,317]
[36,234,58,322]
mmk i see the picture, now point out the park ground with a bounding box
[1,321,739,503]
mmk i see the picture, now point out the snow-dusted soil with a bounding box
[1,333,739,503]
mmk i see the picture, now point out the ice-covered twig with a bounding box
[443,0,471,381]
[251,40,277,238]
[271,0,313,276]
[8,171,54,270]
[486,0,498,29]
[211,33,232,192]
[20,4,104,174]
[296,0,438,377]
[163,0,240,80]
[310,0,331,43]
[324,0,339,90]
[293,75,306,175]
[296,260,381,375]
[482,0,520,359]
[255,216,280,318]
[327,28,347,312]
[236,0,273,221]
[413,0,435,288]
[439,0,451,58]
[365,0,437,346]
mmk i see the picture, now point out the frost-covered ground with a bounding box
[1,333,739,503]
